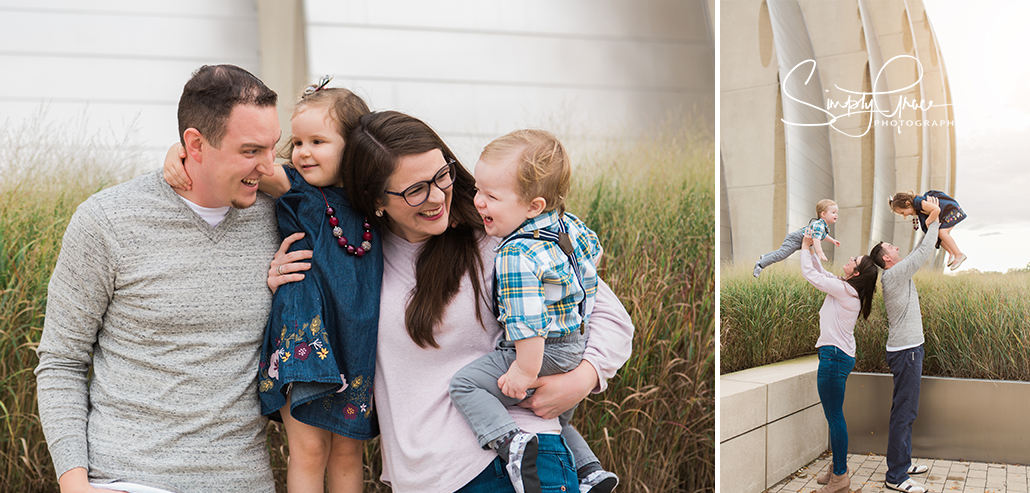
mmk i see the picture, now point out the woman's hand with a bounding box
[517,361,599,419]
[162,143,191,191]
[268,232,313,293]
[801,228,815,248]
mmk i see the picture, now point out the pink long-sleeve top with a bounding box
[374,228,634,492]
[800,250,860,357]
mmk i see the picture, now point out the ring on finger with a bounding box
[276,264,285,276]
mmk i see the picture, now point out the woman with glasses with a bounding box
[270,111,633,492]
[799,229,880,493]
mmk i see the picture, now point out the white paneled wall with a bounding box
[303,0,712,166]
[0,0,261,167]
[0,1,712,171]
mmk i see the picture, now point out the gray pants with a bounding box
[449,332,597,469]
[757,229,804,268]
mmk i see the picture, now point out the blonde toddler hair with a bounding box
[816,198,837,219]
[481,129,571,213]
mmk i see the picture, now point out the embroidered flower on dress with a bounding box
[317,348,329,360]
[269,349,283,379]
[351,375,363,388]
[295,342,312,361]
[310,315,322,336]
[343,403,358,420]
[281,352,291,363]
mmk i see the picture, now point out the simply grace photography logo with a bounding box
[781,55,954,137]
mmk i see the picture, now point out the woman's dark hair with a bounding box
[845,256,880,319]
[869,242,887,269]
[342,111,485,348]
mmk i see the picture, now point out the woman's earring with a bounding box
[375,209,384,218]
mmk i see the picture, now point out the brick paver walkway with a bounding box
[767,453,1029,493]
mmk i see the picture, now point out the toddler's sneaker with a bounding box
[580,470,619,493]
[505,432,540,493]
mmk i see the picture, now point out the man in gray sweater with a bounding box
[869,196,940,493]
[36,65,283,493]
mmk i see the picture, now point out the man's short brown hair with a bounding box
[177,64,277,148]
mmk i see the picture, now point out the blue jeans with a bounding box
[817,345,855,476]
[885,345,923,485]
[455,433,578,493]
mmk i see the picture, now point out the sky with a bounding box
[921,0,1030,273]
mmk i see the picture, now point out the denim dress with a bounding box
[257,167,383,439]
[914,190,966,249]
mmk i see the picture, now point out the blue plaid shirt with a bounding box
[493,210,603,341]
[806,218,828,240]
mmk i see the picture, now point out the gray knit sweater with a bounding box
[881,222,940,350]
[35,171,279,493]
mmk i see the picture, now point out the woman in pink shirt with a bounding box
[799,230,879,493]
[270,111,633,492]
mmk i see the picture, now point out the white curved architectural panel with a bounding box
[859,0,898,250]
[766,0,834,241]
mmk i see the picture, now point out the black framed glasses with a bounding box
[384,160,456,207]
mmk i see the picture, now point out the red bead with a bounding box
[325,206,335,216]
[355,247,365,257]
[338,237,348,247]
[363,232,372,241]
[329,216,339,227]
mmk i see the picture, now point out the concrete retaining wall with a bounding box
[720,355,829,493]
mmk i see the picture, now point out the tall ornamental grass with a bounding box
[0,114,145,492]
[564,119,715,492]
[2,115,714,492]
[721,261,1030,380]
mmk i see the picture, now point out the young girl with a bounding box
[754,199,840,277]
[889,190,967,270]
[164,79,380,493]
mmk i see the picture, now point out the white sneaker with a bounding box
[886,478,927,493]
[908,463,929,475]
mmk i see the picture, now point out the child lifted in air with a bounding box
[448,129,618,493]
[889,189,968,270]
[754,199,840,277]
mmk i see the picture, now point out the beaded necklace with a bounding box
[319,188,372,257]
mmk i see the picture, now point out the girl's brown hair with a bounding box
[278,86,370,165]
[342,111,486,348]
[888,190,917,212]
